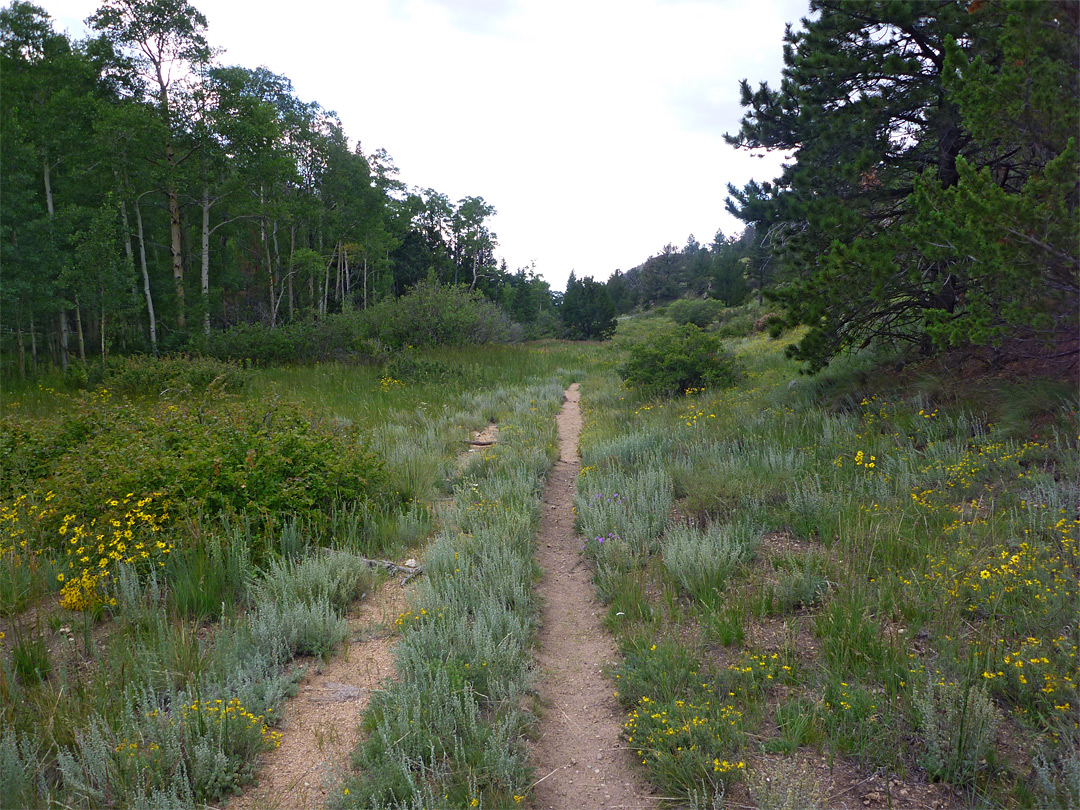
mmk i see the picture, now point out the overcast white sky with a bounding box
[41,0,807,292]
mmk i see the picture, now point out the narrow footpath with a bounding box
[530,384,656,810]
[224,582,406,810]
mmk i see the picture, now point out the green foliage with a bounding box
[913,679,1002,785]
[383,350,453,384]
[619,324,740,396]
[360,279,514,349]
[560,272,617,340]
[0,387,391,547]
[728,1,1078,371]
[102,354,249,397]
[667,298,724,328]
[200,314,378,366]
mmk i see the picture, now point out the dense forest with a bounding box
[2,0,1077,377]
[0,0,563,372]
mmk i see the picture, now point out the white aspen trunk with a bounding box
[167,184,185,328]
[321,242,333,315]
[16,314,26,380]
[30,313,38,371]
[265,233,276,327]
[336,244,343,304]
[118,196,138,299]
[363,255,369,310]
[58,311,69,372]
[100,297,106,364]
[43,156,55,216]
[271,219,282,323]
[133,196,158,354]
[75,301,86,362]
[260,186,276,327]
[287,226,295,321]
[343,245,350,301]
[202,182,211,337]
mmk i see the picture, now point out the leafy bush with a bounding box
[102,355,248,397]
[667,298,725,328]
[383,350,454,384]
[620,324,741,396]
[200,313,378,366]
[359,280,515,348]
[1,391,392,551]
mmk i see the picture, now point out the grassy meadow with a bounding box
[0,315,1076,809]
[0,342,607,808]
[575,318,1078,808]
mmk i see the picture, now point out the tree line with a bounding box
[1,0,560,375]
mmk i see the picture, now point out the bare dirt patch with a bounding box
[225,579,407,810]
[457,421,499,468]
[720,750,960,810]
[530,384,657,810]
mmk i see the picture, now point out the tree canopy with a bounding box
[726,0,1078,371]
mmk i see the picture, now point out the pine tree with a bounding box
[726,0,1076,370]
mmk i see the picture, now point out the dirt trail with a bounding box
[530,384,656,810]
[225,580,406,810]
[226,421,503,809]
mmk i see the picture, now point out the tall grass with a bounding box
[577,322,1079,807]
[335,380,566,809]
[1,344,599,808]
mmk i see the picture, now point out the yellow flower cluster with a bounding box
[1,491,58,556]
[712,758,746,773]
[624,693,744,770]
[180,697,282,748]
[57,493,172,611]
[379,374,405,392]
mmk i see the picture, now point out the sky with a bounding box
[40,0,808,293]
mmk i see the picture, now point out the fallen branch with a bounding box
[328,550,424,585]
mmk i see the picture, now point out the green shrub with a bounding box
[200,313,374,366]
[1,392,392,553]
[102,355,248,398]
[913,679,1002,785]
[667,298,725,328]
[620,324,741,396]
[383,351,455,384]
[359,280,515,348]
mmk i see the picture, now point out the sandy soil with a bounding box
[223,581,407,810]
[529,384,657,810]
